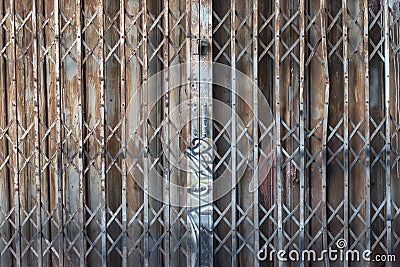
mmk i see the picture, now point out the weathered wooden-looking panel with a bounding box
[0,0,399,266]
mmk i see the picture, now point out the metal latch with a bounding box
[197,37,209,56]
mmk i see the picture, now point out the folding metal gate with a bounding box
[0,0,400,266]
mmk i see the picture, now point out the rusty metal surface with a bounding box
[0,0,400,266]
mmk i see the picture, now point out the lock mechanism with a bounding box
[197,37,209,56]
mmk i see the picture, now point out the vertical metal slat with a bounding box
[320,1,330,265]
[342,0,350,264]
[384,0,392,262]
[199,0,213,265]
[188,0,199,264]
[184,0,191,264]
[230,0,237,265]
[75,0,85,264]
[363,1,371,265]
[10,0,21,265]
[274,0,283,265]
[119,0,127,265]
[162,0,171,264]
[32,0,42,265]
[99,0,107,265]
[53,0,64,264]
[143,0,150,265]
[298,0,306,265]
[252,0,259,265]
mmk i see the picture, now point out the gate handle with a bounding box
[197,37,209,56]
